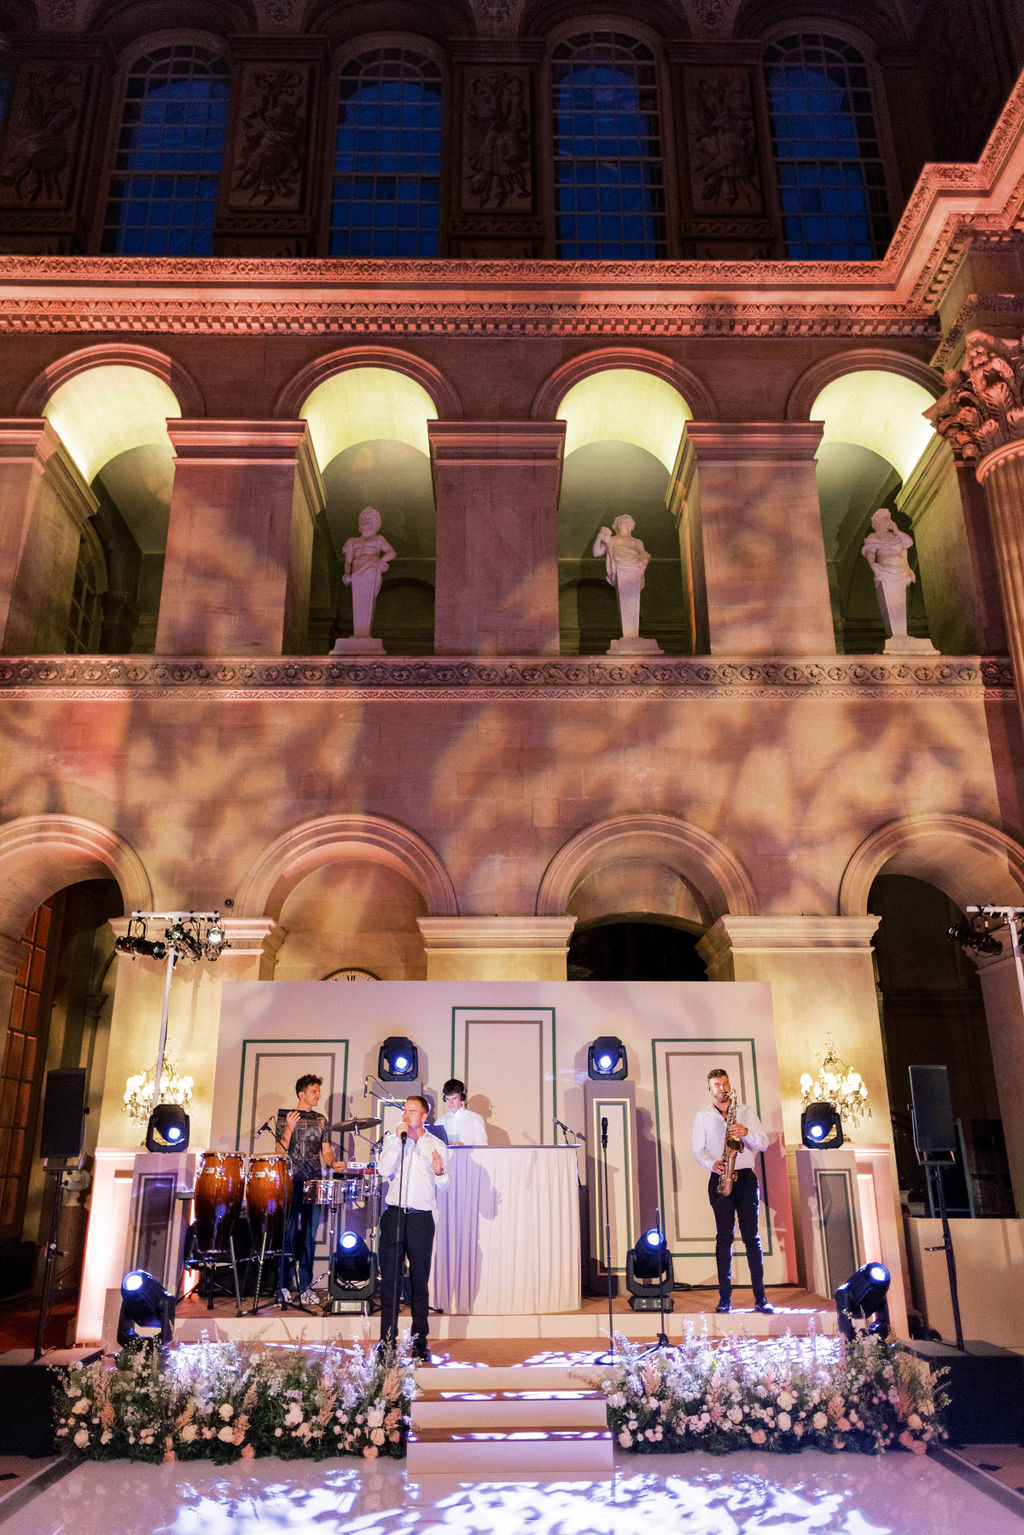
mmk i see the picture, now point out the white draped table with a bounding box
[430,1145,581,1314]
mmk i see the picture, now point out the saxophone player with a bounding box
[691,1067,773,1315]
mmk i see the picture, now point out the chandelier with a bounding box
[123,1056,194,1128]
[800,1038,869,1128]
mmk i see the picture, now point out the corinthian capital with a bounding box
[927,331,1024,462]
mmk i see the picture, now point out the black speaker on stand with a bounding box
[34,1069,87,1360]
[908,1063,963,1351]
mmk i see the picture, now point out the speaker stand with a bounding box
[924,1156,965,1351]
[34,1160,69,1361]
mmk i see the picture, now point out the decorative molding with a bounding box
[532,347,718,424]
[0,654,1009,700]
[839,812,1024,916]
[417,916,576,950]
[927,330,1024,463]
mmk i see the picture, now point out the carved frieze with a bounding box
[684,69,762,215]
[0,653,1008,702]
[676,0,745,38]
[472,0,528,41]
[927,330,1024,461]
[229,64,311,211]
[461,67,533,213]
[0,62,90,208]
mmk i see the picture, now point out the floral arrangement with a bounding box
[54,1339,414,1464]
[599,1328,945,1456]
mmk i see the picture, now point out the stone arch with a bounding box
[235,814,458,922]
[536,813,758,923]
[275,346,462,427]
[839,813,1024,917]
[0,814,153,935]
[786,349,942,425]
[532,347,717,430]
[18,343,205,420]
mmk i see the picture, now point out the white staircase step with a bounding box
[413,1391,608,1430]
[407,1428,614,1474]
[414,1363,610,1392]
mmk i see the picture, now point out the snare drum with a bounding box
[303,1177,348,1208]
[342,1164,380,1206]
[246,1155,292,1254]
[194,1151,245,1254]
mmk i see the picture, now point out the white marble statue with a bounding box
[331,506,396,655]
[592,513,663,655]
[860,508,937,655]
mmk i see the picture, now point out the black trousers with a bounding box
[708,1168,765,1302]
[378,1205,435,1346]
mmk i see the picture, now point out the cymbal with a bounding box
[328,1116,381,1133]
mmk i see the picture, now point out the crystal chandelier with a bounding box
[800,1038,868,1128]
[123,1057,194,1128]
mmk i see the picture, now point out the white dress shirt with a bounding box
[438,1106,488,1146]
[691,1101,769,1175]
[378,1129,450,1212]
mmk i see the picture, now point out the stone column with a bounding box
[156,421,323,656]
[698,915,909,1331]
[0,420,98,654]
[417,916,576,980]
[928,331,1024,724]
[428,421,565,654]
[969,943,1024,1215]
[676,422,835,653]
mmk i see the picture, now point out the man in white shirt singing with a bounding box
[437,1078,488,1146]
[691,1066,774,1315]
[377,1094,450,1361]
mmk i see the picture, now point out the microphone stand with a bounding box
[386,1132,409,1352]
[595,1116,616,1365]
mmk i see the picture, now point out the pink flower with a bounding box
[162,1450,176,1464]
[241,1445,256,1460]
[363,1446,379,1459]
[749,1429,766,1445]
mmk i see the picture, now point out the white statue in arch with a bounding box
[860,508,937,655]
[331,507,396,655]
[592,514,663,655]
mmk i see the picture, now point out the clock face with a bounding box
[325,967,378,982]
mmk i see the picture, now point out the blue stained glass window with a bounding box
[552,33,666,259]
[765,35,890,259]
[331,51,442,258]
[102,46,229,256]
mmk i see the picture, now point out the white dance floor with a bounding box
[2,1447,1021,1535]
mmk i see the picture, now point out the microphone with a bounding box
[400,1129,407,1143]
[601,1116,608,1149]
[363,1075,369,1097]
[254,1115,273,1137]
[554,1117,580,1141]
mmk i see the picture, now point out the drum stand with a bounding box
[184,1229,244,1315]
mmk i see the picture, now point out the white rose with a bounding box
[813,1412,828,1429]
[776,1391,795,1411]
[371,1428,385,1445]
[727,1407,743,1423]
[608,1392,626,1409]
[778,1412,791,1431]
[284,1405,303,1427]
[907,1413,922,1430]
[74,1429,90,1449]
[618,1430,632,1448]
[218,1425,234,1442]
[366,1407,385,1428]
[73,1398,91,1414]
[219,1404,234,1421]
[180,1424,198,1443]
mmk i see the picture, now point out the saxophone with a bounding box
[717,1091,743,1196]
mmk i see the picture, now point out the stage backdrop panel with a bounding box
[451,1006,555,1146]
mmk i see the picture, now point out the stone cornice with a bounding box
[417,916,577,950]
[0,654,1010,701]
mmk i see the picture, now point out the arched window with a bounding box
[102,45,230,256]
[331,49,442,258]
[552,32,666,260]
[764,34,890,259]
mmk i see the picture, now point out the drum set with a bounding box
[185,1115,383,1315]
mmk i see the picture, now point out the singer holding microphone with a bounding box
[377,1095,450,1361]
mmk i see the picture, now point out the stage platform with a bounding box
[171,1286,838,1348]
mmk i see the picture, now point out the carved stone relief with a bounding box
[0,62,89,207]
[684,69,762,215]
[230,64,310,211]
[461,67,533,213]
[927,330,1024,461]
[675,0,745,39]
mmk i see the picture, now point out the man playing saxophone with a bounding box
[691,1066,773,1315]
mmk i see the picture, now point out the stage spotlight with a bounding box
[378,1036,418,1081]
[146,1102,190,1152]
[114,935,168,960]
[587,1036,628,1080]
[834,1261,891,1341]
[801,1101,844,1149]
[328,1230,378,1311]
[206,921,227,952]
[625,1227,674,1311]
[117,1269,175,1350]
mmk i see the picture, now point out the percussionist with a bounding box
[275,1074,345,1305]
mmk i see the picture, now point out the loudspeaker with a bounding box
[39,1068,87,1159]
[909,1064,957,1160]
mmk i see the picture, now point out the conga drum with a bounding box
[194,1151,245,1253]
[246,1155,292,1254]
